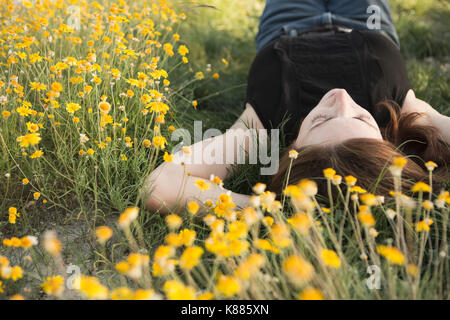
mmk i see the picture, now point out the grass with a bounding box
[0,0,448,300]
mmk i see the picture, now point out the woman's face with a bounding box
[293,89,383,148]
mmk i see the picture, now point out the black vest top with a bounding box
[245,30,412,145]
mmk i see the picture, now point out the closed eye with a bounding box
[310,113,376,129]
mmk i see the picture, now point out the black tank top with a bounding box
[245,30,412,145]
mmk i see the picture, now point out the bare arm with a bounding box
[402,89,450,143]
[144,104,265,214]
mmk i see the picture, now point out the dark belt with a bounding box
[285,25,352,38]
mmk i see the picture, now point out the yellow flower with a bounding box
[358,211,376,227]
[29,82,47,91]
[179,229,196,246]
[234,253,265,280]
[9,213,17,224]
[163,43,174,56]
[406,264,419,277]
[16,106,33,117]
[142,139,152,148]
[17,133,41,147]
[213,73,219,79]
[20,236,37,249]
[422,200,434,211]
[154,245,174,264]
[368,227,379,238]
[416,219,433,232]
[323,168,336,179]
[332,174,342,185]
[297,179,318,196]
[98,101,111,114]
[152,136,167,149]
[425,161,437,172]
[350,186,367,194]
[262,216,274,227]
[320,249,341,268]
[43,231,62,256]
[22,178,29,185]
[110,287,134,300]
[65,102,81,114]
[252,182,266,195]
[115,261,130,274]
[178,45,189,56]
[117,207,139,229]
[26,122,39,133]
[163,280,196,300]
[51,82,63,92]
[287,212,312,235]
[198,292,214,300]
[95,226,113,244]
[298,287,324,300]
[284,185,301,198]
[78,276,109,300]
[30,150,44,159]
[270,223,292,248]
[282,255,315,285]
[241,207,261,226]
[377,245,405,265]
[216,275,240,298]
[165,214,182,230]
[33,192,41,200]
[187,201,199,215]
[345,175,357,186]
[2,110,11,118]
[192,100,198,109]
[195,179,210,191]
[389,157,408,176]
[134,289,156,300]
[10,265,23,281]
[41,275,64,297]
[392,157,407,168]
[411,182,431,193]
[179,246,204,269]
[260,191,276,212]
[163,152,173,163]
[194,72,204,80]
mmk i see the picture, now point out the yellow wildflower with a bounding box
[187,201,199,215]
[298,288,324,300]
[320,249,341,268]
[179,246,204,269]
[117,207,139,229]
[282,255,315,285]
[216,275,240,298]
[323,168,336,179]
[195,179,210,191]
[95,226,113,244]
[41,275,64,297]
[377,245,405,265]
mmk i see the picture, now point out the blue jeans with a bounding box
[256,0,400,51]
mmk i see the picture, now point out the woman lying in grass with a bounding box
[145,0,450,214]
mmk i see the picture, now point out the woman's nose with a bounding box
[333,89,356,117]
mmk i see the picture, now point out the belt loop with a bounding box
[321,12,332,25]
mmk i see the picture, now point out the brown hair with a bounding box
[269,100,450,198]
